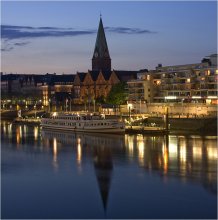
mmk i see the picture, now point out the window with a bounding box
[147,75,150,80]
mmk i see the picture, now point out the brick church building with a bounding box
[73,17,138,104]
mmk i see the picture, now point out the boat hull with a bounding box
[41,124,125,134]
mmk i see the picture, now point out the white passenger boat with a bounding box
[41,112,125,134]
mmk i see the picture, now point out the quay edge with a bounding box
[1,111,217,135]
[147,116,217,135]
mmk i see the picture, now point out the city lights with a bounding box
[1,1,217,219]
[165,96,177,100]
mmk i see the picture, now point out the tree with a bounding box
[106,82,128,105]
[96,95,106,104]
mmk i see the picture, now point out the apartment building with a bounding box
[127,54,218,105]
[155,54,217,104]
[127,70,153,102]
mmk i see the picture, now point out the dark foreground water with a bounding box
[1,121,217,219]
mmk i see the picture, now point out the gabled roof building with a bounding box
[72,17,139,104]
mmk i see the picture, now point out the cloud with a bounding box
[105,26,156,34]
[1,47,14,52]
[1,25,156,41]
[1,38,30,52]
[2,25,35,30]
[1,24,157,52]
[14,42,30,46]
[1,40,14,52]
[1,25,96,40]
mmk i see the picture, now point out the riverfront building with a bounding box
[127,54,218,105]
[1,17,217,112]
[72,17,138,104]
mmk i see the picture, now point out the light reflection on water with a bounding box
[1,122,217,219]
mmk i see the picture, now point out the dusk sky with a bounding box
[1,1,217,74]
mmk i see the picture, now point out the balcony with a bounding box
[208,84,217,89]
[208,91,218,96]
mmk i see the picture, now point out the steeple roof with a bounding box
[93,17,110,59]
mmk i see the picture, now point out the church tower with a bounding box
[92,17,111,71]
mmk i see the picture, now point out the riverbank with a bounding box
[0,110,46,120]
[1,110,217,135]
[146,116,217,135]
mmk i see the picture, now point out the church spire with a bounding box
[92,17,111,71]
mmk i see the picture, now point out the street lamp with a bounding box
[48,99,51,112]
[93,99,96,112]
[69,97,72,112]
[65,98,68,112]
[34,104,36,118]
[88,97,91,112]
[84,99,87,112]
[2,101,5,109]
[127,103,133,120]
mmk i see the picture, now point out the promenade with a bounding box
[1,108,217,135]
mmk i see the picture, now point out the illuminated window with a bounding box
[187,78,190,83]
[216,70,218,74]
[156,80,161,85]
[147,75,150,80]
[207,70,210,75]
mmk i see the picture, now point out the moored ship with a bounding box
[41,112,125,134]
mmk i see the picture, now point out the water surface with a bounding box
[1,122,217,219]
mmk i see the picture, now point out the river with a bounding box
[1,121,217,219]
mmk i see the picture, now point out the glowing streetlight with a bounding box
[34,104,36,118]
[127,103,133,121]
